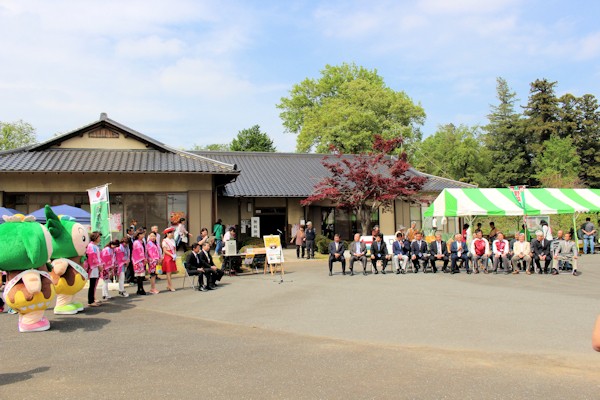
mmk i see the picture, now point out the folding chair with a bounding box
[181,261,198,290]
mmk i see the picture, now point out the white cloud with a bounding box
[116,36,184,58]
[417,0,520,15]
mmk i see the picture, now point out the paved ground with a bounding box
[1,250,600,399]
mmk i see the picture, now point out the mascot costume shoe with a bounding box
[45,205,89,315]
[0,214,56,332]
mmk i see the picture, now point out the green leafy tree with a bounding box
[533,135,581,187]
[277,62,425,153]
[484,77,533,186]
[0,120,37,150]
[412,124,491,186]
[230,125,276,152]
[190,143,230,151]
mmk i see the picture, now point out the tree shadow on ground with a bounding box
[0,366,50,386]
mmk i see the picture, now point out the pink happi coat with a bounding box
[145,240,160,274]
[132,239,146,275]
[114,243,130,275]
[100,247,115,280]
[85,243,102,276]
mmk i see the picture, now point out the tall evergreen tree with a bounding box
[485,77,532,186]
[573,94,600,187]
[523,79,561,145]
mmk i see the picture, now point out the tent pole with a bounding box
[573,212,580,244]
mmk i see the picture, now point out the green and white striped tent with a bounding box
[423,188,600,217]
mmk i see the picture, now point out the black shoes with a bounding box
[363,271,367,276]
[137,290,146,295]
[381,269,386,275]
[373,269,379,275]
[396,270,401,275]
[329,271,332,276]
[199,286,208,292]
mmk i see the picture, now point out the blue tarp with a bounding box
[30,204,91,224]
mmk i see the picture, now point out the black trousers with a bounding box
[533,256,551,272]
[371,255,388,271]
[430,255,448,271]
[329,255,346,272]
[88,277,98,304]
[296,245,305,258]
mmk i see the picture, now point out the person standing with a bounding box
[85,232,103,307]
[100,241,118,300]
[146,233,161,294]
[131,230,147,296]
[161,227,178,291]
[114,236,130,297]
[213,219,225,255]
[328,234,346,276]
[429,233,448,273]
[406,221,418,242]
[305,221,316,259]
[582,217,596,255]
[349,233,367,276]
[410,232,429,273]
[125,227,136,284]
[291,226,306,259]
[175,218,190,252]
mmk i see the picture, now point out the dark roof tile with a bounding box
[193,151,476,197]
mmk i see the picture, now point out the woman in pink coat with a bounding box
[146,233,161,294]
[131,229,147,296]
[85,232,103,307]
[100,240,118,300]
[114,237,130,297]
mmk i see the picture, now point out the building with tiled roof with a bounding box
[0,114,472,241]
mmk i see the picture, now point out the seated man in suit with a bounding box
[370,233,390,274]
[511,233,531,274]
[410,232,429,273]
[328,234,346,276]
[531,230,552,274]
[198,242,224,288]
[186,243,213,291]
[450,233,470,274]
[429,233,449,273]
[491,232,510,274]
[348,233,367,276]
[553,232,578,276]
[392,232,409,274]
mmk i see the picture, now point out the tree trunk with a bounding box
[358,206,371,236]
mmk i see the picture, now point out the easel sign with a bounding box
[263,235,285,276]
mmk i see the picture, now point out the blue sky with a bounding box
[1,0,600,152]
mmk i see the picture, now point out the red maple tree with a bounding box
[301,136,426,235]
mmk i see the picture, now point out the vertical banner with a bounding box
[88,184,111,247]
[510,185,528,240]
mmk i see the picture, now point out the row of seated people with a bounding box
[184,242,225,291]
[328,229,578,276]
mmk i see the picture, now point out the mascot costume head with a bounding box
[0,214,55,332]
[45,205,89,315]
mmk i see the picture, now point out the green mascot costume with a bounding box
[0,214,56,332]
[45,205,90,315]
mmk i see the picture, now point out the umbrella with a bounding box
[30,204,91,224]
[0,207,24,223]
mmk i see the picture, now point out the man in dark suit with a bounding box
[410,232,429,273]
[198,242,224,288]
[186,243,212,291]
[450,233,470,274]
[328,234,346,276]
[348,233,367,276]
[370,233,390,274]
[531,231,552,274]
[429,233,449,273]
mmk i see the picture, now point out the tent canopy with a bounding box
[30,204,91,224]
[423,188,600,217]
